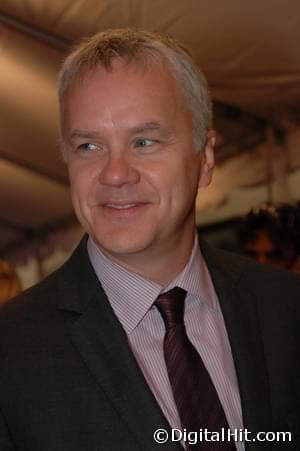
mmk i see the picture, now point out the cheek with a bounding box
[69,171,95,227]
[147,170,174,207]
[69,163,97,201]
[172,161,200,195]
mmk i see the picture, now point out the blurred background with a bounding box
[1,0,300,290]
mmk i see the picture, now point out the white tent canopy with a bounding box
[1,0,300,260]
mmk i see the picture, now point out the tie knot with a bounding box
[155,287,187,330]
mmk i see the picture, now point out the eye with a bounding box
[78,143,98,152]
[135,138,156,148]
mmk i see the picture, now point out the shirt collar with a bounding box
[87,235,218,335]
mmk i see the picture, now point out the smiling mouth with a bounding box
[97,202,149,221]
[105,203,138,209]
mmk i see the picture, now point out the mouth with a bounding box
[103,203,139,209]
[99,201,149,218]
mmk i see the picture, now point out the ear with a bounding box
[198,130,216,188]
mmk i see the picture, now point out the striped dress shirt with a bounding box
[87,236,244,450]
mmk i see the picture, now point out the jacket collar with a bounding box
[58,236,272,449]
[58,236,181,450]
[201,240,272,448]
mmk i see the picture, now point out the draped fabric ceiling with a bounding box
[1,0,300,260]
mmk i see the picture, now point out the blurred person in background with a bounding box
[0,258,21,304]
[238,202,300,272]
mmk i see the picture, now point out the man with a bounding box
[0,29,299,451]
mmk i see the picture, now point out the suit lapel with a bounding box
[58,238,181,450]
[201,241,272,449]
[57,237,273,449]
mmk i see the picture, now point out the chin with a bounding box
[92,230,153,257]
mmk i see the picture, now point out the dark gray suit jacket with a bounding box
[0,238,299,450]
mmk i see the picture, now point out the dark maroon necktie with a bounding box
[155,287,235,450]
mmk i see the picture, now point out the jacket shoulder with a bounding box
[204,243,300,313]
[0,264,65,352]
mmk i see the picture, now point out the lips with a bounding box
[99,201,149,216]
[104,203,138,209]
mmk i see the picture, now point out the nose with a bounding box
[98,151,140,187]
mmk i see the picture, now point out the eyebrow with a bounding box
[130,122,163,134]
[69,130,100,141]
[69,122,165,141]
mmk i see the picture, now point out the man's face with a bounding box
[63,60,214,270]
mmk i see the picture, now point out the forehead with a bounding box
[67,58,177,98]
[62,59,189,130]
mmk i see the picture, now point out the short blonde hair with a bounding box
[58,28,212,150]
